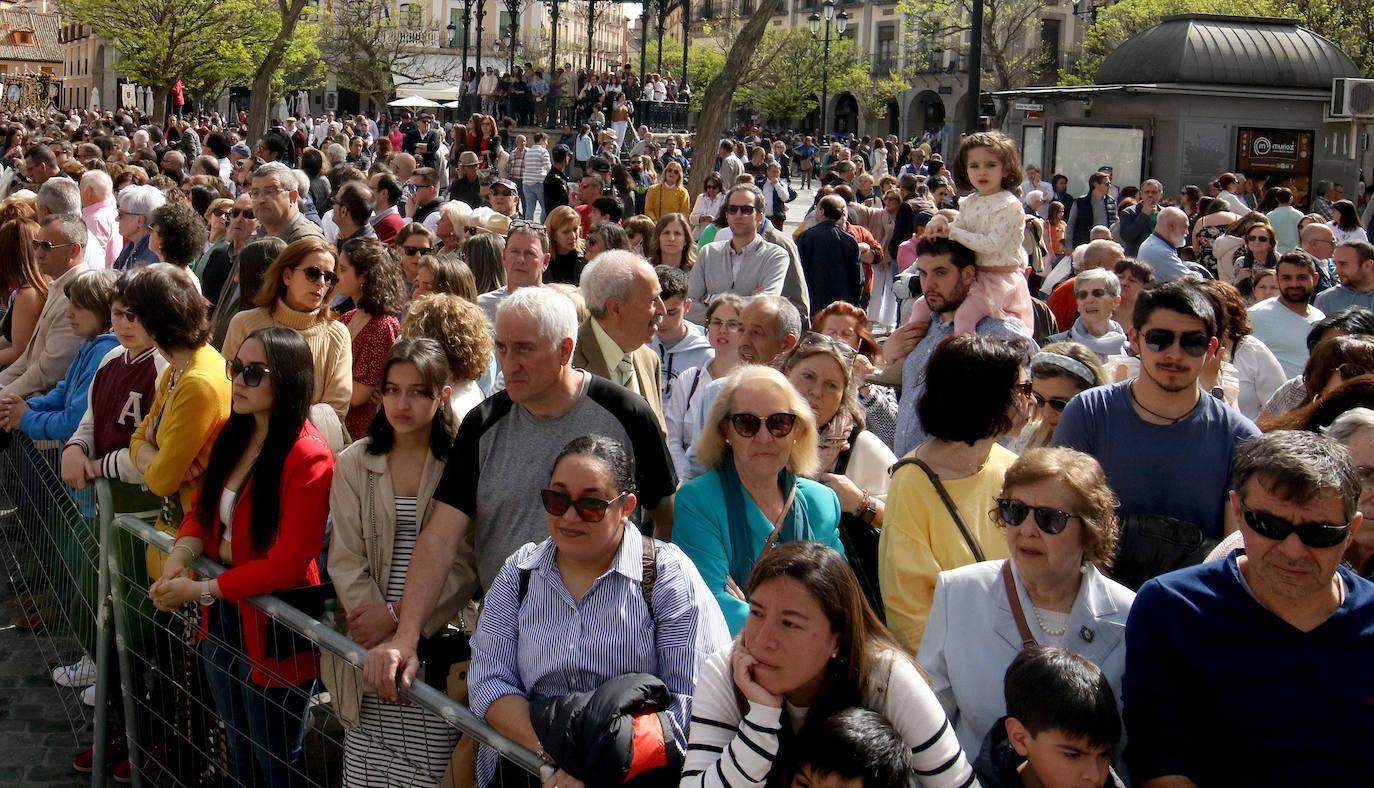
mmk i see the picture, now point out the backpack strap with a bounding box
[517,566,532,606]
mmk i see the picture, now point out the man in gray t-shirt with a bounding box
[363,287,675,700]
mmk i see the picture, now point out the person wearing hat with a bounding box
[404,114,440,169]
[448,150,482,207]
[488,179,520,219]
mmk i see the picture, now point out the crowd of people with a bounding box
[1,100,1372,788]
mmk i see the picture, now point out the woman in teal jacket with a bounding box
[674,366,844,633]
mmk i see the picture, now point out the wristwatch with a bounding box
[856,492,878,526]
[198,581,215,606]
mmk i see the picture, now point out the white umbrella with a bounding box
[441,100,464,109]
[388,95,442,108]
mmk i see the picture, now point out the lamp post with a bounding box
[1071,0,1105,23]
[585,0,599,72]
[809,0,848,138]
[475,0,487,78]
[681,0,689,90]
[966,0,981,133]
[504,0,522,75]
[548,0,561,88]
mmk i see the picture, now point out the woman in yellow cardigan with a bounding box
[644,160,690,221]
[223,236,353,450]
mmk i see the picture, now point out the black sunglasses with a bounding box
[1239,502,1350,548]
[726,412,797,439]
[229,208,255,219]
[295,265,339,286]
[212,209,230,220]
[1075,288,1108,300]
[1032,391,1072,412]
[540,489,628,523]
[725,204,757,215]
[402,244,432,256]
[1142,328,1210,358]
[995,498,1077,535]
[227,358,272,387]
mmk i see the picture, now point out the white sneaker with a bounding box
[81,684,96,707]
[53,655,97,688]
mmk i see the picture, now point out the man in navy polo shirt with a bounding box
[1122,431,1374,786]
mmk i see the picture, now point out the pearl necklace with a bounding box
[1029,601,1066,638]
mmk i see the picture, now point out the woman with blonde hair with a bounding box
[543,204,584,284]
[223,236,353,445]
[463,232,506,295]
[414,254,477,301]
[647,212,695,271]
[435,200,472,258]
[645,159,689,220]
[673,365,845,633]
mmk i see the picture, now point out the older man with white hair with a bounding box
[79,170,118,268]
[1138,206,1207,282]
[113,184,165,270]
[575,250,668,428]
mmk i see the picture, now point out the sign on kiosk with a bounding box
[1237,127,1314,206]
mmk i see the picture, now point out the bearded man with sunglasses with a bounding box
[1053,281,1259,587]
[1122,430,1374,788]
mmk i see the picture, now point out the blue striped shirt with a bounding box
[469,529,731,785]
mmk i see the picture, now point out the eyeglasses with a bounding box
[1142,328,1210,358]
[110,307,138,322]
[1075,288,1108,300]
[725,204,757,215]
[725,412,797,439]
[227,358,272,387]
[293,265,339,286]
[1014,381,1034,398]
[1032,391,1072,412]
[31,239,75,252]
[707,318,742,331]
[1246,234,1271,243]
[994,498,1077,535]
[247,187,285,199]
[401,244,432,256]
[540,489,628,523]
[1238,501,1350,548]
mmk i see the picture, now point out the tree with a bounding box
[59,0,246,119]
[645,37,725,112]
[687,0,788,199]
[245,0,321,145]
[853,69,911,123]
[729,30,870,125]
[1060,0,1294,84]
[1289,0,1374,78]
[899,0,1054,95]
[321,0,465,114]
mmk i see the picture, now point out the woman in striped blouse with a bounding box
[681,542,974,788]
[469,435,731,788]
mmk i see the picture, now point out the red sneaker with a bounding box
[113,742,163,784]
[72,734,128,773]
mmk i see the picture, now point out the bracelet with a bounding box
[170,543,197,561]
[385,602,398,622]
[854,491,871,517]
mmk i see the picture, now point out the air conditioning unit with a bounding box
[1331,78,1374,119]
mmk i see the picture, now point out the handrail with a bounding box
[111,514,554,782]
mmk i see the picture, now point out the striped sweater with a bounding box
[680,646,974,787]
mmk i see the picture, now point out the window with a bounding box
[1053,125,1144,195]
[701,0,713,18]
[875,23,896,72]
[449,7,467,47]
[9,30,33,46]
[740,0,754,15]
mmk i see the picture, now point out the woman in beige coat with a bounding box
[324,338,476,788]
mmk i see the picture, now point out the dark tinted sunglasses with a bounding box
[995,498,1076,535]
[402,244,432,256]
[1245,234,1271,243]
[540,489,628,523]
[725,204,757,215]
[295,265,339,286]
[1240,503,1350,548]
[726,412,797,439]
[229,207,255,219]
[227,359,272,387]
[1142,328,1210,358]
[1032,392,1072,412]
[1075,288,1108,300]
[212,209,230,220]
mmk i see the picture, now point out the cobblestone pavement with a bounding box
[0,572,91,788]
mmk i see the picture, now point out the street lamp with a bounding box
[1071,0,1107,23]
[810,0,848,138]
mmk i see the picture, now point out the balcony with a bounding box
[908,48,966,74]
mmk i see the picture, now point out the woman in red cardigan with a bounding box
[150,325,334,787]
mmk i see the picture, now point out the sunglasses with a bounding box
[294,265,339,286]
[725,204,757,215]
[725,412,798,439]
[1239,502,1350,548]
[1032,391,1072,412]
[1075,288,1108,300]
[212,209,230,220]
[229,208,255,219]
[1245,234,1271,243]
[1014,381,1034,397]
[227,358,272,387]
[31,239,75,251]
[1142,328,1210,358]
[402,244,432,256]
[540,489,628,523]
[995,498,1077,535]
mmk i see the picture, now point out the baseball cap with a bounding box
[230,143,251,157]
[490,179,518,193]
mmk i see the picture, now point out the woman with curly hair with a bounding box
[400,293,494,421]
[336,237,408,439]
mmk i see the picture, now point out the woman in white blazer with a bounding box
[918,447,1135,760]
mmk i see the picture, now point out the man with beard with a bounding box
[1248,251,1326,377]
[889,238,1036,456]
[1053,281,1259,552]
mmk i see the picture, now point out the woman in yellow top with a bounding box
[223,236,353,449]
[880,334,1034,652]
[644,160,690,221]
[122,264,233,551]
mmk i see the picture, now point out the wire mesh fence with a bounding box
[0,433,553,788]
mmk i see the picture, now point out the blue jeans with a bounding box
[522,184,544,221]
[202,600,315,788]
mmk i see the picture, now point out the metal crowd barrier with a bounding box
[1,432,552,788]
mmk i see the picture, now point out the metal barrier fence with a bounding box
[0,432,552,788]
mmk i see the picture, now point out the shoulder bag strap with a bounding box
[641,534,658,621]
[1001,561,1036,650]
[761,483,799,556]
[889,457,985,563]
[366,471,381,582]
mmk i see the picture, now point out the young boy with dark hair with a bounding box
[787,707,914,788]
[649,265,711,401]
[974,646,1126,788]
